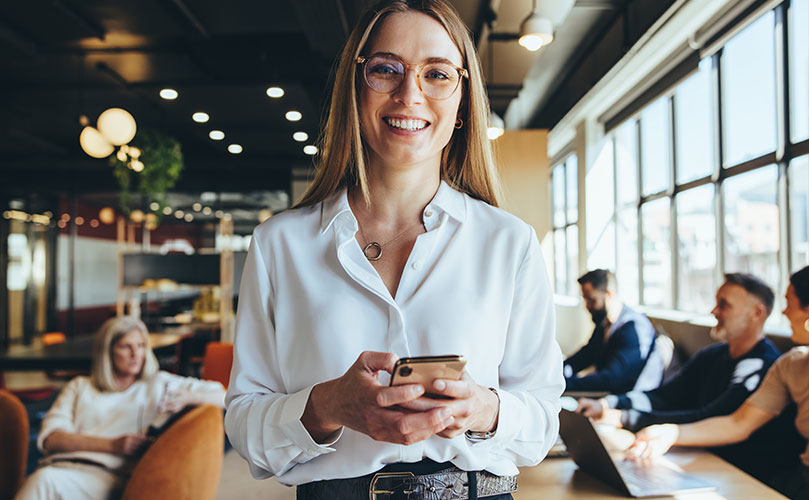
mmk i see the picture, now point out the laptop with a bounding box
[558,409,717,497]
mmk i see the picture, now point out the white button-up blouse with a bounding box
[225,181,564,485]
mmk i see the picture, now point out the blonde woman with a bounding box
[629,266,809,499]
[15,316,225,500]
[225,1,563,498]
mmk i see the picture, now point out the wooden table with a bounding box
[515,448,788,499]
[0,333,182,371]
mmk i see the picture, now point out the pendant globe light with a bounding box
[79,126,115,158]
[97,107,137,146]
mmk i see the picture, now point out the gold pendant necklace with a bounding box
[358,220,424,261]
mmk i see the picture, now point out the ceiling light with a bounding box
[130,210,144,224]
[285,111,302,122]
[487,112,505,140]
[202,206,212,215]
[149,201,160,211]
[518,0,572,52]
[162,206,173,215]
[160,88,178,100]
[79,126,114,158]
[97,108,137,146]
[209,130,225,141]
[192,203,202,212]
[228,144,243,154]
[174,210,184,219]
[293,131,308,142]
[214,210,224,218]
[184,213,194,222]
[98,207,115,225]
[192,112,210,123]
[266,87,285,98]
[303,145,318,155]
[519,13,553,51]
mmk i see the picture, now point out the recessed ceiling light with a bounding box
[293,131,308,142]
[160,88,178,100]
[174,210,184,219]
[228,144,243,154]
[162,206,172,215]
[184,213,194,222]
[266,87,285,98]
[209,130,225,141]
[149,202,160,211]
[285,110,302,122]
[202,206,212,215]
[192,112,210,123]
[214,210,224,218]
[192,203,202,212]
[303,145,318,155]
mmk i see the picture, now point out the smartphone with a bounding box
[389,355,466,395]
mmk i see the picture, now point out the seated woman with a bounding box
[15,316,226,500]
[629,265,809,499]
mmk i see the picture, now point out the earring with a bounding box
[454,118,463,129]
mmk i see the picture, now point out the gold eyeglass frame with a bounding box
[356,54,468,100]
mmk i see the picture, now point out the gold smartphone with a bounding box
[389,355,467,395]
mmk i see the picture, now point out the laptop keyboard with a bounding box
[616,460,690,495]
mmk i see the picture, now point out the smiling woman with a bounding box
[224,1,564,499]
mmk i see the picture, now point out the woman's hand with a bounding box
[399,372,500,439]
[110,434,153,455]
[158,389,194,413]
[626,424,679,460]
[301,351,455,445]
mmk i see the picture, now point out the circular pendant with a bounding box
[363,241,382,261]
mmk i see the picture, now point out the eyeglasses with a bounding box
[357,53,467,101]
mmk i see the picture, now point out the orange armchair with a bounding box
[122,404,224,500]
[202,342,233,389]
[0,389,29,500]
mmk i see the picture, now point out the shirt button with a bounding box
[412,261,422,270]
[424,209,433,218]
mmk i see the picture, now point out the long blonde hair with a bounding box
[91,316,159,391]
[295,0,501,208]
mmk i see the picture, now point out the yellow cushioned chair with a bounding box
[0,389,29,500]
[122,405,224,500]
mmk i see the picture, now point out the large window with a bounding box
[790,0,808,143]
[600,2,808,319]
[551,154,579,295]
[791,156,809,268]
[677,185,716,313]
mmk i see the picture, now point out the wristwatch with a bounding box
[465,388,499,441]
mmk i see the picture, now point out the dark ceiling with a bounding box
[0,0,673,202]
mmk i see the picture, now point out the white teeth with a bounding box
[385,118,427,131]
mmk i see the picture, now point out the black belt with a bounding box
[297,464,517,500]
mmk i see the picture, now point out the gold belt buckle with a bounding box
[369,471,415,500]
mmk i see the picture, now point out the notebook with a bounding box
[558,409,717,497]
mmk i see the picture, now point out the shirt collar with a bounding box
[318,180,468,234]
[320,188,353,234]
[428,180,466,224]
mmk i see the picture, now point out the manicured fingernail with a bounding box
[413,385,424,395]
[439,408,450,418]
[434,380,446,391]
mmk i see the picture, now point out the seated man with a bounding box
[576,273,781,432]
[564,269,659,393]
